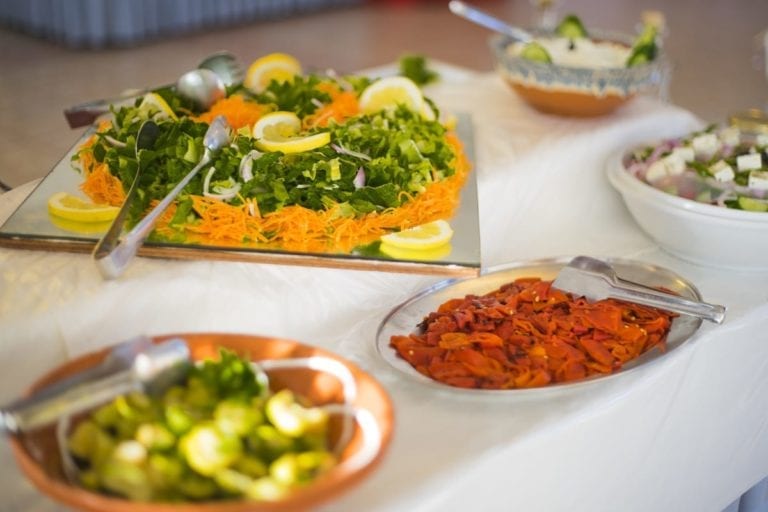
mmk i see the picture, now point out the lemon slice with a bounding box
[138,92,178,121]
[359,76,426,116]
[49,215,112,235]
[380,241,452,261]
[379,219,454,251]
[47,192,120,223]
[244,53,302,93]
[252,111,330,153]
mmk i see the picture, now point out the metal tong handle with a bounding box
[449,1,534,43]
[64,90,159,129]
[93,115,229,279]
[609,276,726,324]
[0,337,190,434]
[93,151,212,279]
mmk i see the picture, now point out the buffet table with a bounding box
[2,68,768,512]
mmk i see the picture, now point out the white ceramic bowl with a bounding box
[607,151,768,270]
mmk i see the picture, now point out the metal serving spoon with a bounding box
[197,50,244,87]
[92,120,160,268]
[175,68,226,111]
[448,0,534,43]
[93,115,231,279]
[553,256,727,324]
[0,337,190,434]
[64,52,242,128]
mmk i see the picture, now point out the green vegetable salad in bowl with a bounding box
[623,125,768,210]
[608,122,768,270]
[10,333,394,511]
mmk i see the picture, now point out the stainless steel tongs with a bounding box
[553,256,726,324]
[0,337,190,435]
[92,115,231,279]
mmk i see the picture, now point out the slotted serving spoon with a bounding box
[93,115,231,279]
[553,256,726,324]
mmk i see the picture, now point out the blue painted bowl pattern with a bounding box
[490,32,666,98]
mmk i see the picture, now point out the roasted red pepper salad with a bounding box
[391,277,675,390]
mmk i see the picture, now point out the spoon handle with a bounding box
[449,1,533,43]
[612,277,727,324]
[124,152,211,247]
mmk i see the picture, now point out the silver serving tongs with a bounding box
[92,119,159,275]
[93,115,231,279]
[553,256,727,324]
[0,337,191,435]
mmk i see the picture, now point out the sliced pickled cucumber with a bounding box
[738,196,768,212]
[626,23,658,67]
[520,41,552,63]
[555,14,588,39]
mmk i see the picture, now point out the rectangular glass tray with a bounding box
[0,115,480,276]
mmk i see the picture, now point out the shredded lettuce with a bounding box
[83,74,455,232]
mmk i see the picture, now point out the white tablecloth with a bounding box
[2,70,768,512]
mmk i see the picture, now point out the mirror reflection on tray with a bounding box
[0,53,480,277]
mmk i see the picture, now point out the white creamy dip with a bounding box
[510,37,631,69]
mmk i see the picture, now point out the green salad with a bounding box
[626,125,768,211]
[74,63,462,250]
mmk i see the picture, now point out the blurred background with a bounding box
[0,0,766,188]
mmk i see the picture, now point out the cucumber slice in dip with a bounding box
[626,23,658,67]
[520,41,552,63]
[737,196,768,212]
[555,14,588,39]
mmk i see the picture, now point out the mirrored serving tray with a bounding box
[0,115,480,276]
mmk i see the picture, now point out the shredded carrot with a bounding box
[77,124,126,206]
[304,90,360,129]
[194,95,267,130]
[80,162,126,206]
[390,278,676,390]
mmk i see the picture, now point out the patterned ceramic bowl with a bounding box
[490,32,666,117]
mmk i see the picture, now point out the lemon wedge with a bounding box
[138,92,178,121]
[359,76,427,116]
[244,53,302,94]
[47,192,120,223]
[379,219,454,251]
[252,111,330,153]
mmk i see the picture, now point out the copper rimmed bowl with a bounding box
[490,33,665,117]
[9,333,394,512]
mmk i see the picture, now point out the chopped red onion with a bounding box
[353,167,366,189]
